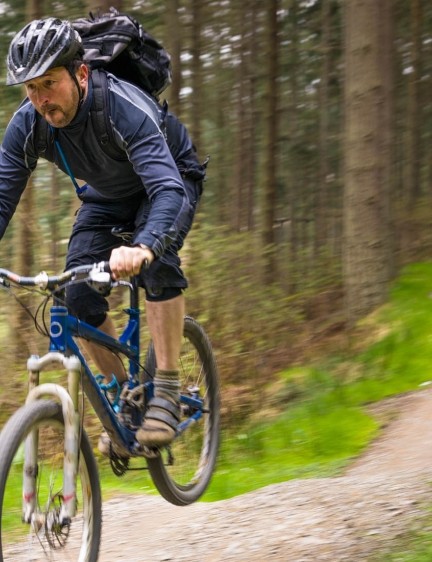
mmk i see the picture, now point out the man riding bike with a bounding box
[1,17,205,452]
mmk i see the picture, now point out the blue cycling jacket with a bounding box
[0,71,196,257]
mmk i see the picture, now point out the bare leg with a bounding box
[136,293,185,447]
[79,315,127,384]
[145,293,185,370]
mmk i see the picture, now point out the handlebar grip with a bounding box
[99,258,149,276]
[100,261,112,274]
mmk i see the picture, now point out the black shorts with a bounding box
[65,190,189,324]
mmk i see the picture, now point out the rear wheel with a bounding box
[0,399,102,561]
[144,316,220,505]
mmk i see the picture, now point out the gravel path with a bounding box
[98,388,432,561]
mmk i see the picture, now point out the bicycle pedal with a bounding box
[134,443,160,459]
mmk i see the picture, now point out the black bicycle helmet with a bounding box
[6,18,84,85]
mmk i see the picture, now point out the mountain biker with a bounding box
[2,18,205,453]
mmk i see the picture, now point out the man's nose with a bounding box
[34,88,49,106]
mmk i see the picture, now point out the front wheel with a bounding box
[0,399,102,562]
[144,316,220,506]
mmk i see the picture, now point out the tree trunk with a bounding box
[284,0,300,293]
[343,0,394,324]
[245,2,259,232]
[190,0,203,156]
[262,0,280,281]
[165,0,182,117]
[406,0,422,207]
[8,0,43,357]
[232,3,258,232]
[315,0,331,256]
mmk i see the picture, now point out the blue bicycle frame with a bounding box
[0,261,218,531]
[43,270,203,453]
[47,276,148,457]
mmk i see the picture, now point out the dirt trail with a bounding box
[98,387,432,561]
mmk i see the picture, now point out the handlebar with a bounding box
[0,262,112,291]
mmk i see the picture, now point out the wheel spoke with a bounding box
[146,316,220,505]
[0,400,101,561]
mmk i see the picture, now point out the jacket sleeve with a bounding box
[125,129,191,256]
[108,79,204,257]
[0,105,37,238]
[108,83,192,257]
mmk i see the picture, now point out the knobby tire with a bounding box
[144,316,220,506]
[0,399,102,562]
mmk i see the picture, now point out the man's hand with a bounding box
[109,245,154,279]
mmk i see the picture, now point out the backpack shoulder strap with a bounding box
[35,113,49,156]
[91,69,126,160]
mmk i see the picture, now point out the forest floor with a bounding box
[96,386,432,561]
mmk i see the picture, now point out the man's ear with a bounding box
[77,63,88,87]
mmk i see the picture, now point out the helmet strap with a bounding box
[67,65,85,115]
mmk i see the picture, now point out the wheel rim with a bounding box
[1,417,95,561]
[147,317,219,503]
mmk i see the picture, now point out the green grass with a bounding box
[98,261,432,504]
[88,261,432,562]
[99,458,156,497]
[206,397,378,500]
[4,261,432,556]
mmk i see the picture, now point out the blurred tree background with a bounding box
[0,0,430,423]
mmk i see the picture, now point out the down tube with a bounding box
[64,316,139,446]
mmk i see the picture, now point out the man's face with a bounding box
[24,65,87,128]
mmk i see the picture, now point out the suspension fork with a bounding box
[22,306,83,525]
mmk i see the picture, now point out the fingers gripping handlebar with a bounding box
[0,259,148,293]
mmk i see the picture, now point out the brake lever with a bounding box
[87,269,113,296]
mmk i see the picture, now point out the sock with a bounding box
[137,368,180,446]
[154,369,180,403]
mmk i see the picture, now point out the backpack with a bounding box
[89,67,207,191]
[35,9,207,196]
[72,7,172,98]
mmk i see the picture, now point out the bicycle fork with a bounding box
[22,352,82,526]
